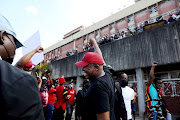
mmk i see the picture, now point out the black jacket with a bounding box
[0,60,44,120]
[76,89,87,120]
[115,84,127,120]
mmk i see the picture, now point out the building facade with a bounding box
[43,0,180,61]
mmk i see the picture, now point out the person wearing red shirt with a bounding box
[47,87,56,120]
[65,83,77,120]
[53,77,70,120]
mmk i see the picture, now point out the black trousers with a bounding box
[65,103,74,120]
[52,106,65,120]
[43,106,48,120]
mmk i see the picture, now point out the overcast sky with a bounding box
[0,0,134,64]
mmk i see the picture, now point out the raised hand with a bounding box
[152,61,158,67]
[36,46,44,53]
[90,38,96,45]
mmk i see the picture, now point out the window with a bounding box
[110,23,115,30]
[96,30,99,36]
[51,51,54,56]
[149,5,158,15]
[170,71,180,79]
[84,35,87,40]
[144,74,148,80]
[127,15,134,23]
[150,17,156,23]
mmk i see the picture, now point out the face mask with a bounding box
[79,88,82,91]
[156,84,162,89]
[2,44,14,64]
[5,56,14,64]
[26,71,31,74]
[0,56,2,60]
[121,80,128,87]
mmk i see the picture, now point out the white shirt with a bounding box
[122,86,135,120]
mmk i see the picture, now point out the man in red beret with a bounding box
[75,38,116,120]
[22,60,34,73]
[53,77,71,120]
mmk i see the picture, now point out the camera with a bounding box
[46,70,50,74]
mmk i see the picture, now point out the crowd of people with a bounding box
[167,11,180,23]
[64,11,180,59]
[0,13,177,120]
[66,49,79,57]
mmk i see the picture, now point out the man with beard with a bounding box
[76,79,91,120]
[0,14,44,119]
[75,38,116,120]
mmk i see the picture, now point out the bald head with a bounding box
[117,72,128,84]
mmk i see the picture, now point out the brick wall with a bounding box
[61,42,74,53]
[101,26,109,36]
[135,9,148,24]
[116,19,127,30]
[159,0,177,15]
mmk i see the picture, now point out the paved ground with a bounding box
[70,111,180,120]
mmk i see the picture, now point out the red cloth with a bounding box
[48,88,56,105]
[67,88,76,105]
[54,86,67,110]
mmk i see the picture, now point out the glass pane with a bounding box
[170,71,180,79]
[128,76,134,81]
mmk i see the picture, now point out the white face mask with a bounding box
[26,71,31,74]
[0,56,2,60]
[79,88,82,90]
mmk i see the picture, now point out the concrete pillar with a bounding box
[76,76,83,92]
[147,7,150,22]
[136,68,145,118]
[133,13,136,25]
[156,3,160,16]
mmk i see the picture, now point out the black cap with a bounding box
[83,79,89,84]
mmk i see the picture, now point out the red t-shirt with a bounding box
[54,86,68,110]
[67,88,76,105]
[48,87,56,105]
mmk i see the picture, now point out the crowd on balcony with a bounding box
[61,10,180,59]
[82,10,180,52]
[167,11,180,23]
[66,48,79,57]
